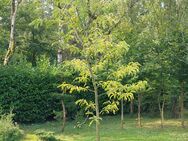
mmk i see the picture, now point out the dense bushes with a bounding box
[0,62,186,124]
[0,112,24,141]
[0,63,76,123]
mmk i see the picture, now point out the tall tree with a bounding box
[4,0,22,65]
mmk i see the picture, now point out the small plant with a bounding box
[35,130,61,141]
[0,111,24,141]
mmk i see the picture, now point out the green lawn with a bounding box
[21,116,188,141]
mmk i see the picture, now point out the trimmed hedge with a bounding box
[0,64,63,123]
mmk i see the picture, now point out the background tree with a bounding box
[4,0,22,65]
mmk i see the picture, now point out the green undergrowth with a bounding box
[21,116,188,141]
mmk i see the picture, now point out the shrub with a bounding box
[0,112,24,141]
[0,64,77,123]
[35,130,61,141]
[0,64,61,123]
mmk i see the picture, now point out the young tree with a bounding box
[102,66,147,129]
[56,0,129,140]
[136,81,148,128]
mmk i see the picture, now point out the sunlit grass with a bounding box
[21,116,188,141]
[23,134,38,141]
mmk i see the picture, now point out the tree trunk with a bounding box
[121,99,124,129]
[159,98,165,128]
[171,97,179,118]
[61,99,66,132]
[57,48,63,64]
[4,0,22,65]
[130,99,134,116]
[137,94,142,127]
[57,41,65,131]
[88,63,100,141]
[180,81,185,128]
[160,105,164,128]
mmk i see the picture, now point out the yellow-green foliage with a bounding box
[111,62,140,80]
[102,80,134,101]
[101,101,119,114]
[101,61,148,114]
[59,83,88,93]
[130,81,148,93]
[76,99,95,116]
[63,59,90,84]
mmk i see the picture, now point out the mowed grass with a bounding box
[21,116,188,141]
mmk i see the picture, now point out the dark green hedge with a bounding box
[0,64,75,123]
